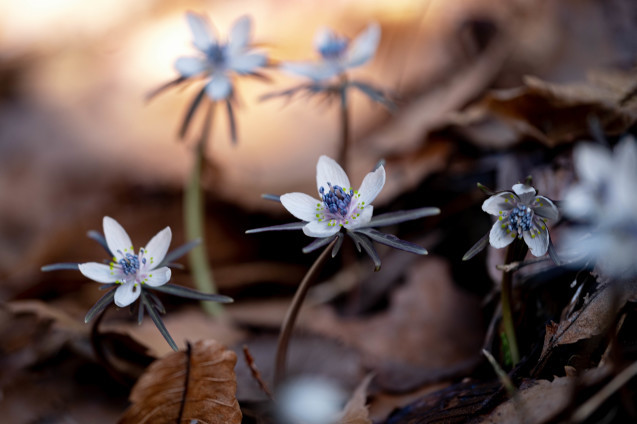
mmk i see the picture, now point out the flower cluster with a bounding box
[562,136,637,277]
[248,156,440,270]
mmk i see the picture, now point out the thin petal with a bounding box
[345,23,380,68]
[103,216,134,261]
[143,267,172,287]
[302,220,340,238]
[482,192,516,216]
[523,225,549,257]
[281,192,322,222]
[532,196,559,221]
[281,61,341,81]
[174,56,207,77]
[186,11,216,52]
[114,282,142,307]
[227,15,252,54]
[79,262,120,283]
[512,184,536,204]
[489,221,515,249]
[144,227,172,267]
[316,155,350,194]
[228,52,267,74]
[205,73,232,100]
[356,165,385,207]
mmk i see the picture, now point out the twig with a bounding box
[496,256,550,272]
[274,238,338,387]
[243,345,275,401]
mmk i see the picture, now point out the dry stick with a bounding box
[185,100,222,316]
[243,345,275,401]
[570,360,637,423]
[337,75,350,172]
[501,244,520,366]
[274,237,338,387]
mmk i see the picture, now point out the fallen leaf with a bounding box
[119,339,242,424]
[338,374,374,424]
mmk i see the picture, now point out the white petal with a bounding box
[143,227,172,267]
[573,142,612,185]
[281,192,323,222]
[347,205,373,229]
[512,184,536,204]
[313,27,337,52]
[532,196,559,221]
[611,136,637,211]
[103,216,134,261]
[114,281,142,307]
[489,221,515,249]
[79,262,120,283]
[186,11,216,52]
[205,73,232,100]
[356,165,385,207]
[227,15,252,54]
[316,155,350,195]
[523,225,549,257]
[228,52,266,74]
[143,267,172,287]
[281,61,341,81]
[174,56,207,77]
[302,220,340,238]
[482,192,516,216]
[345,23,380,68]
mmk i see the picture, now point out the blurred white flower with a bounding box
[282,24,380,81]
[562,136,637,277]
[174,12,267,100]
[482,184,559,257]
[276,376,346,424]
[79,217,172,307]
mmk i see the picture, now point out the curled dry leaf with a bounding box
[119,339,241,424]
[338,374,374,424]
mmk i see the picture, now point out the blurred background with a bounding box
[1,0,636,422]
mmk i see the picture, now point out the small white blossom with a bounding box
[79,217,172,307]
[482,184,559,257]
[281,155,385,238]
[563,136,637,277]
[282,23,380,82]
[174,12,267,100]
[276,377,346,424]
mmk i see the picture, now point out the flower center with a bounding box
[508,205,533,234]
[118,252,140,275]
[206,44,227,67]
[319,36,348,59]
[320,183,353,217]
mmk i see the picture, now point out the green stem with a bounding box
[338,74,350,171]
[274,238,338,387]
[185,100,222,316]
[501,241,525,366]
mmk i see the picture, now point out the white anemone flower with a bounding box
[174,12,267,100]
[482,184,559,257]
[282,23,380,81]
[78,217,172,307]
[562,136,637,277]
[281,155,385,238]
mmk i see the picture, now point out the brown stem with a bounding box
[274,237,338,387]
[338,75,350,172]
[90,307,132,387]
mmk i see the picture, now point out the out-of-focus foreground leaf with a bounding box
[338,374,374,424]
[119,339,242,424]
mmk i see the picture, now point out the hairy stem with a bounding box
[274,238,338,387]
[185,100,222,316]
[338,75,350,172]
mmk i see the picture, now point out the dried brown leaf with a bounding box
[338,374,374,424]
[119,339,241,424]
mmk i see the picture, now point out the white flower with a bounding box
[78,217,172,307]
[482,184,559,257]
[174,12,267,100]
[281,155,385,238]
[282,23,380,81]
[562,136,637,277]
